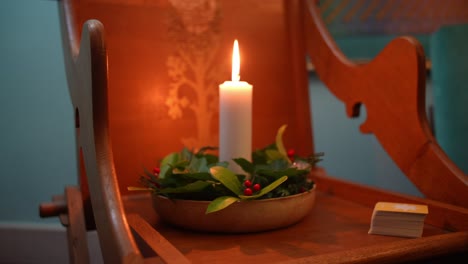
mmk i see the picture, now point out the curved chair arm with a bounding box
[64,18,143,263]
[303,0,468,208]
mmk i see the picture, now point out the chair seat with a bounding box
[123,173,468,263]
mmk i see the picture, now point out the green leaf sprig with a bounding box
[129,125,323,213]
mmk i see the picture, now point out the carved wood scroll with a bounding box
[304,0,468,208]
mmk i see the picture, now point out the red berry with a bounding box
[299,187,306,193]
[253,183,261,191]
[153,167,160,175]
[244,180,252,187]
[287,148,295,158]
[243,188,253,196]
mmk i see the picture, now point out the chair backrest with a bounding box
[60,0,313,262]
[61,0,313,197]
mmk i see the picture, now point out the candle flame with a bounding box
[232,39,240,82]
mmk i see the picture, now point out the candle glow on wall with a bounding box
[219,40,253,174]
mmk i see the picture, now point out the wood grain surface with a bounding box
[38,0,468,263]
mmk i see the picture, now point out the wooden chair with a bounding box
[40,0,468,263]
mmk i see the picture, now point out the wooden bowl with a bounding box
[151,186,316,233]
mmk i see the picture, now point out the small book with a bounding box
[368,202,428,238]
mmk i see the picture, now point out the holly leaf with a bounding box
[265,149,284,162]
[160,152,180,167]
[159,152,182,179]
[256,167,306,178]
[172,172,213,181]
[180,147,193,160]
[196,146,218,155]
[239,176,288,200]
[209,166,243,195]
[233,158,254,174]
[188,155,209,173]
[275,124,291,164]
[157,180,211,194]
[206,196,240,214]
[158,163,172,179]
[171,160,190,171]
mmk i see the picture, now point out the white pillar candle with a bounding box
[219,40,252,175]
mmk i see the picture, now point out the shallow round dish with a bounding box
[151,186,316,233]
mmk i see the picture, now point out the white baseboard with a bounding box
[0,222,103,264]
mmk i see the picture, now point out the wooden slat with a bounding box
[127,214,190,264]
[279,231,468,264]
[54,194,70,226]
[65,186,90,264]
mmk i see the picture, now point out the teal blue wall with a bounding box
[0,0,77,224]
[1,0,431,226]
[430,24,468,174]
